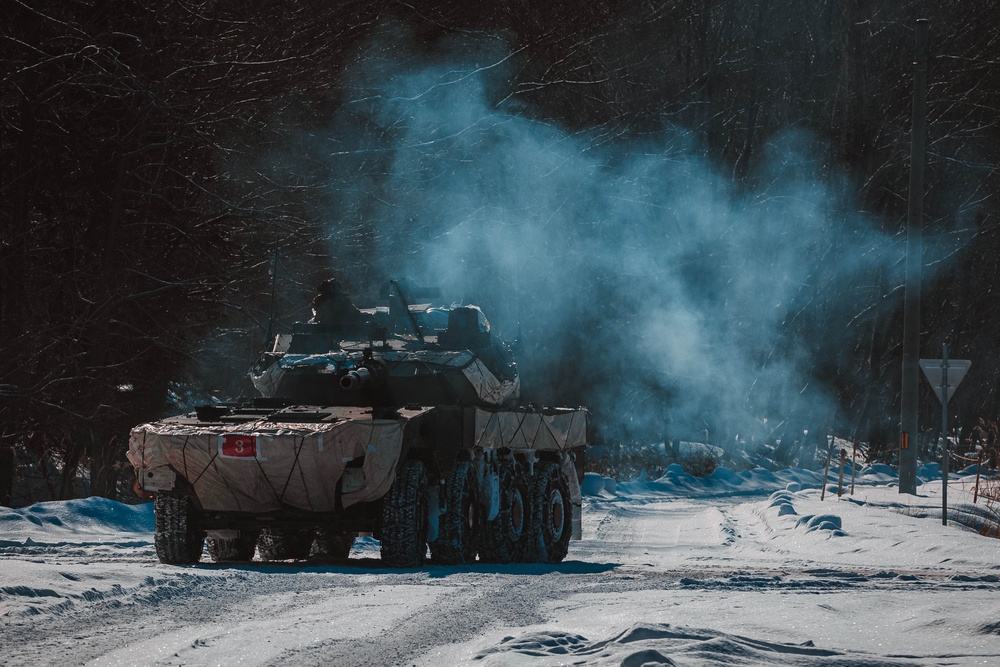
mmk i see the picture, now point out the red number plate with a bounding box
[222,434,257,458]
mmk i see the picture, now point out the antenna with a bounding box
[264,234,278,349]
[389,279,424,344]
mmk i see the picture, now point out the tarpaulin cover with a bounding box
[471,408,588,451]
[461,357,520,405]
[127,410,428,513]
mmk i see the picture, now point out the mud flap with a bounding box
[481,466,501,522]
[426,484,440,543]
[560,456,583,541]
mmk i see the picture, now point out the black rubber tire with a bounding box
[524,461,571,564]
[478,461,529,564]
[430,461,479,565]
[207,531,258,562]
[380,459,429,568]
[313,528,356,559]
[257,527,314,561]
[154,493,204,565]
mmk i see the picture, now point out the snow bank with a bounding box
[476,621,925,666]
[581,473,617,497]
[592,462,910,499]
[0,497,153,546]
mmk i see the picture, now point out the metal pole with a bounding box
[850,438,858,495]
[941,343,949,525]
[821,447,832,501]
[837,448,846,497]
[900,18,929,496]
[973,448,983,504]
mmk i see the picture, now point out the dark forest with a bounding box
[3,0,999,501]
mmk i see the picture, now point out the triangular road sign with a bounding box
[919,359,971,404]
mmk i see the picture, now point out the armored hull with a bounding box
[129,293,588,567]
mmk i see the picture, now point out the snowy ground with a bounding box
[2,464,998,666]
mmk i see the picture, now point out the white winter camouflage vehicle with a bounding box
[129,281,588,567]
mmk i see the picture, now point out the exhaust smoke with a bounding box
[289,24,907,447]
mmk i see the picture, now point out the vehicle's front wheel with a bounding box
[524,461,571,564]
[154,493,204,565]
[380,459,429,568]
[430,461,479,565]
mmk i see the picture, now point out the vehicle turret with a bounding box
[250,282,520,409]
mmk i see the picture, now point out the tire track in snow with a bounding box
[268,574,549,667]
[0,569,390,666]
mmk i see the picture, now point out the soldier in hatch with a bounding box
[309,278,364,330]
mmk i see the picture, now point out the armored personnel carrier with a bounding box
[128,280,588,567]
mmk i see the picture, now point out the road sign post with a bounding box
[919,345,971,526]
[941,345,949,525]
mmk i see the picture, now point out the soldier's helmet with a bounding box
[317,278,340,295]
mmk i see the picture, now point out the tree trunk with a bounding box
[0,446,14,507]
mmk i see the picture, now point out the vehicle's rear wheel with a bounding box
[478,461,529,564]
[380,459,429,568]
[207,530,258,562]
[430,461,479,565]
[524,461,571,564]
[313,528,356,559]
[257,528,314,561]
[154,493,204,565]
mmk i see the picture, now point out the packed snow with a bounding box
[2,463,998,666]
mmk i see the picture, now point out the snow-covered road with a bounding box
[2,468,998,666]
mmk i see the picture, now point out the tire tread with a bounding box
[154,493,204,565]
[380,459,429,568]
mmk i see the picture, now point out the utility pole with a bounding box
[940,344,949,525]
[899,19,929,495]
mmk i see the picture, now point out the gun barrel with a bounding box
[340,367,373,391]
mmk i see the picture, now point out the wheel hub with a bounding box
[548,489,565,537]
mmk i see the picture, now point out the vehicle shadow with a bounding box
[205,557,618,577]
